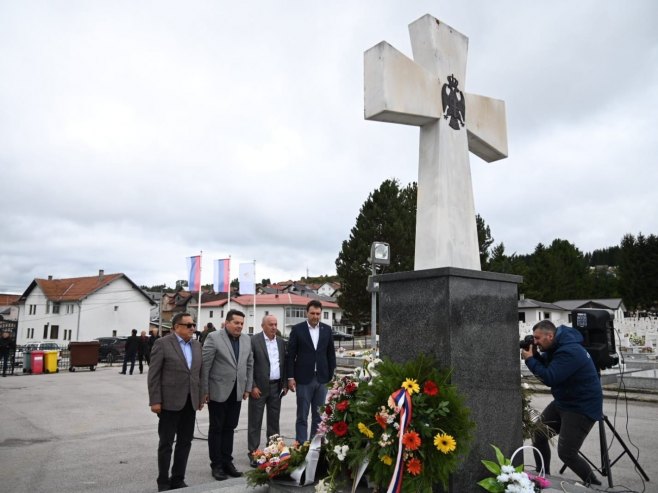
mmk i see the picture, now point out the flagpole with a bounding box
[227,255,232,312]
[253,259,257,333]
[197,250,203,332]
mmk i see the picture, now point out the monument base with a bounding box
[375,267,523,493]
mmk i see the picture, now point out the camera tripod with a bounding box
[559,394,649,487]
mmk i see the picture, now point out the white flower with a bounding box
[315,479,331,493]
[333,444,349,461]
[501,465,515,474]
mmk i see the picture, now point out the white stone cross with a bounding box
[364,14,508,271]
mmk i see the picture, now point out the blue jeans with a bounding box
[295,375,327,443]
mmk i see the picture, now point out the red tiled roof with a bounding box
[32,273,123,301]
[201,293,339,309]
[0,294,21,305]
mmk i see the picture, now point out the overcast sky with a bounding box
[1,1,657,293]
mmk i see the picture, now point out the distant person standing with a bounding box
[199,322,217,346]
[137,330,149,374]
[286,300,336,443]
[1,330,16,377]
[148,312,204,491]
[202,310,253,481]
[247,315,287,466]
[120,329,139,375]
[147,328,160,365]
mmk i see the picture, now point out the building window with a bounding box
[46,302,51,314]
[112,330,117,337]
[66,304,74,314]
[221,310,224,318]
[209,310,213,318]
[285,307,307,318]
[43,325,49,339]
[249,326,254,335]
[53,303,61,314]
[114,306,119,311]
[323,311,329,320]
[50,325,59,339]
[29,304,37,315]
[265,310,269,315]
[518,312,526,323]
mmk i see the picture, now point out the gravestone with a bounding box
[365,15,523,492]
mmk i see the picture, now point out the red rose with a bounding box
[345,382,357,394]
[332,421,349,437]
[325,405,333,416]
[336,400,350,412]
[423,380,439,396]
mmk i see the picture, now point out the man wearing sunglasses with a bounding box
[148,312,204,491]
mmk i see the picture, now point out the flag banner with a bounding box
[239,262,255,295]
[187,255,201,292]
[214,258,230,293]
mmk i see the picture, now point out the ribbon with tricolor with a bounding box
[386,388,413,493]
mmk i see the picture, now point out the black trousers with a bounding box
[208,385,242,469]
[157,395,196,486]
[122,352,136,374]
[532,400,596,482]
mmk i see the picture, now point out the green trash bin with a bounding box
[22,350,31,373]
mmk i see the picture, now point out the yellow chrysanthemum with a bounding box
[358,422,374,439]
[434,433,457,454]
[380,454,393,466]
[401,378,420,394]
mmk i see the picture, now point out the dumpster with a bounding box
[43,350,59,373]
[68,341,100,372]
[30,350,45,374]
[22,350,32,373]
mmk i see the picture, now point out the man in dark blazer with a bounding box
[286,299,336,443]
[202,309,253,481]
[247,314,287,465]
[148,312,204,491]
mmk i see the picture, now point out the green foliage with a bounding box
[618,233,658,310]
[477,214,494,268]
[335,179,416,327]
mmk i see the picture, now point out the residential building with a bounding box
[15,270,155,345]
[199,293,343,337]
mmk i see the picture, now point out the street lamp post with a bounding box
[367,241,390,349]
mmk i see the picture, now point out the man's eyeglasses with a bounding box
[177,323,196,329]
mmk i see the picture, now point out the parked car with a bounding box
[332,330,354,341]
[96,337,127,363]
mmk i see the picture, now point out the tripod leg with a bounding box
[603,415,650,482]
[598,419,613,487]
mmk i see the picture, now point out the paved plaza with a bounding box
[1,364,656,493]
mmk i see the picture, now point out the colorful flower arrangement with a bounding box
[244,434,310,487]
[477,445,550,493]
[317,353,475,492]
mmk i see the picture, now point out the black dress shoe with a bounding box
[223,462,242,477]
[249,457,258,468]
[169,480,188,489]
[157,484,170,491]
[212,467,227,481]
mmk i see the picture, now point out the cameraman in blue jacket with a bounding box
[521,320,603,486]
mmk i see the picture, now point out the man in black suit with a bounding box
[148,312,204,491]
[286,300,336,443]
[120,329,139,375]
[247,315,287,465]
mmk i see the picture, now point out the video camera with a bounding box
[519,335,534,350]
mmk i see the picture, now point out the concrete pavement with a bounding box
[1,364,656,493]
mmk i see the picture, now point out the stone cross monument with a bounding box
[365,14,508,271]
[367,15,522,493]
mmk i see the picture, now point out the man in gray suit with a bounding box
[148,312,204,491]
[247,314,287,466]
[202,309,253,481]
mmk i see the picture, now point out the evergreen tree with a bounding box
[335,179,416,328]
[476,214,494,269]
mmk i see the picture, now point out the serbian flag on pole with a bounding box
[214,258,230,293]
[239,262,255,295]
[187,255,201,292]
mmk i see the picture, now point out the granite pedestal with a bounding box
[375,267,523,493]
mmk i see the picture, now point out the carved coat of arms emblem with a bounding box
[441,74,466,130]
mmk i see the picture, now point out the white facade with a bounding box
[317,283,337,297]
[17,277,152,345]
[200,301,342,338]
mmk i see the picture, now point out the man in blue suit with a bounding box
[286,300,336,443]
